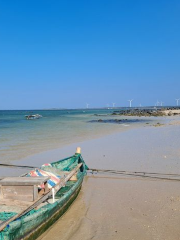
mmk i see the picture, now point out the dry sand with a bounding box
[28,121,180,240]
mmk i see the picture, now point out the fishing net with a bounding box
[0,154,87,240]
[0,213,17,222]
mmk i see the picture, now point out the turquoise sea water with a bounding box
[0,109,153,162]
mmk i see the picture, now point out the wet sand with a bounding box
[31,121,180,240]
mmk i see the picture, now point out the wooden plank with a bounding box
[0,199,32,208]
[1,186,34,202]
[0,177,50,186]
[33,185,38,201]
[0,163,82,231]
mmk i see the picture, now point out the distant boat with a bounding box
[25,114,42,120]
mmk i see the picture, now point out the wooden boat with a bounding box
[25,114,42,120]
[0,148,87,240]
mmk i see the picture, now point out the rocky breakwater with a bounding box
[111,107,180,117]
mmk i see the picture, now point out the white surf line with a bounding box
[121,124,130,127]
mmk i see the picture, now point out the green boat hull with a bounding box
[24,177,83,240]
[0,154,87,240]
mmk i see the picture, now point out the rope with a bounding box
[88,168,180,182]
[0,163,36,169]
[0,164,180,182]
[89,168,180,176]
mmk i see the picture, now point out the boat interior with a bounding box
[0,165,80,224]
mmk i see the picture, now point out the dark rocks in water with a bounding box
[90,119,142,124]
[111,108,164,117]
[94,114,109,116]
[153,122,164,127]
[115,119,122,122]
[111,107,180,117]
[167,107,180,110]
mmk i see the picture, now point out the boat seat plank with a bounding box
[0,177,50,186]
[0,198,32,207]
[0,177,50,202]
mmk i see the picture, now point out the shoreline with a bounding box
[1,107,179,164]
[0,116,179,178]
[7,115,175,164]
[3,115,177,176]
[1,109,175,163]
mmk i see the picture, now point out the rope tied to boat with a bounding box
[0,163,35,169]
[88,168,180,182]
[1,163,180,182]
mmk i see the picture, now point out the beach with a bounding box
[12,116,180,240]
[1,111,180,239]
[35,122,180,240]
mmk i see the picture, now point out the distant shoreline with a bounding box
[0,106,180,111]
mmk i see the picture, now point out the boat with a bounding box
[25,114,42,120]
[0,148,88,240]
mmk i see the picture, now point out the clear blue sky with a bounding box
[0,0,180,109]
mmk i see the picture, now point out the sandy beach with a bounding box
[9,117,180,240]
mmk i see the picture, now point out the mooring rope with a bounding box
[0,163,36,169]
[88,168,180,182]
[0,164,180,182]
[89,168,180,176]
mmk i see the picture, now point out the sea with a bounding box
[0,109,155,163]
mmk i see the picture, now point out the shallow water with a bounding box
[0,109,160,162]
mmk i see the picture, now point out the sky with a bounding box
[0,0,180,109]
